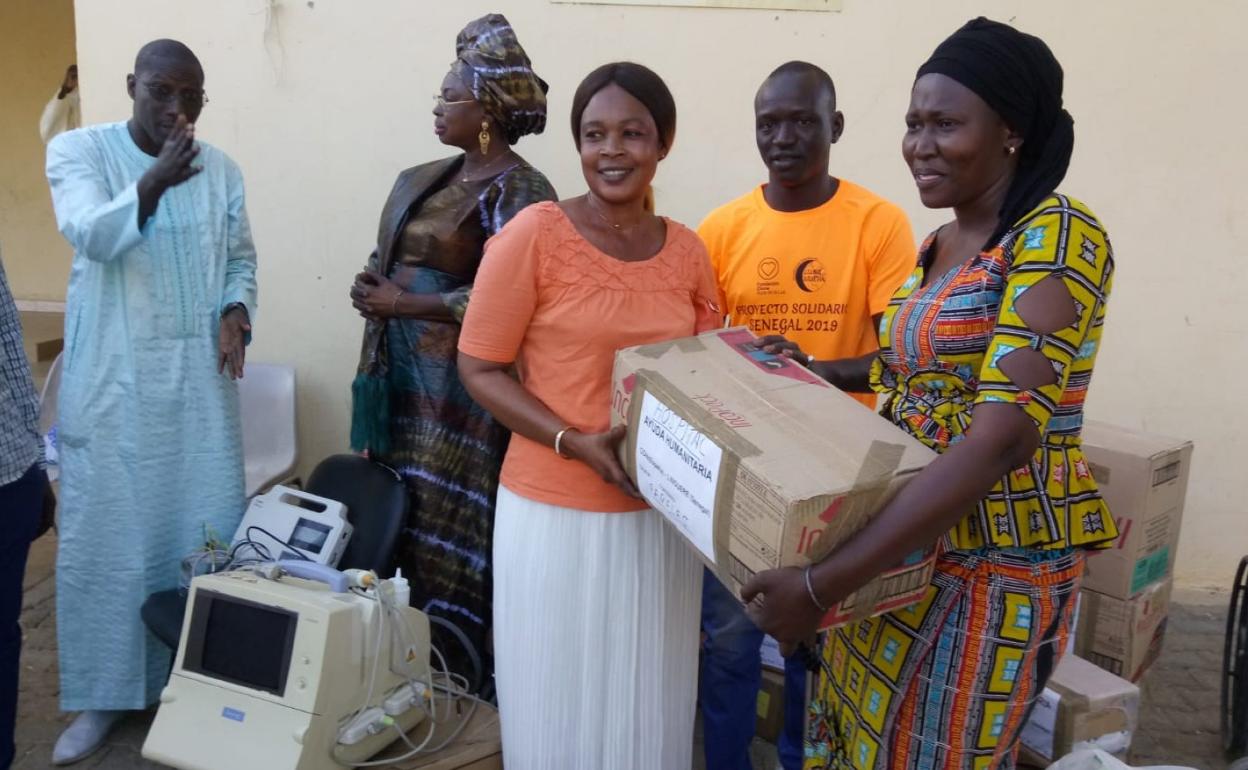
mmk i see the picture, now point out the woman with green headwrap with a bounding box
[348,14,555,687]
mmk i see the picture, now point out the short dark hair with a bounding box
[764,60,836,107]
[570,62,676,151]
[134,39,203,80]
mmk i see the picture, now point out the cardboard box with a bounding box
[755,668,785,744]
[611,328,936,629]
[1075,578,1171,682]
[1079,421,1193,599]
[1019,654,1139,765]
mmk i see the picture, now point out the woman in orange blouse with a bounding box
[458,62,719,770]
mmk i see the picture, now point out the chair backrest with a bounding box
[239,363,297,497]
[38,351,62,435]
[38,352,63,482]
[304,454,407,575]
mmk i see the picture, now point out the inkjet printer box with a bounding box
[1079,421,1193,600]
[1019,654,1140,765]
[610,327,936,629]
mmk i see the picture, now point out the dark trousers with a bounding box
[700,568,807,770]
[0,464,45,770]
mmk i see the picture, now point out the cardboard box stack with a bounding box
[1019,654,1140,766]
[611,328,936,630]
[1076,578,1172,682]
[1080,421,1193,599]
[1076,421,1193,682]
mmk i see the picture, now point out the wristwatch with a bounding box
[221,302,248,320]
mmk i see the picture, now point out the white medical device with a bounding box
[232,486,353,567]
[142,562,432,770]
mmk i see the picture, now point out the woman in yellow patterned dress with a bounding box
[743,18,1118,769]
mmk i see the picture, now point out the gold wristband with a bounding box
[390,290,405,316]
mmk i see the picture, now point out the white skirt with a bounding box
[493,485,702,770]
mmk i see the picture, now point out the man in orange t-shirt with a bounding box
[696,61,915,770]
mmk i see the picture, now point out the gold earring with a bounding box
[479,121,491,156]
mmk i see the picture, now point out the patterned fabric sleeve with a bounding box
[483,165,558,236]
[441,165,558,322]
[972,196,1114,432]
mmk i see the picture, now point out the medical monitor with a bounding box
[144,568,434,770]
[182,589,298,697]
[231,486,353,567]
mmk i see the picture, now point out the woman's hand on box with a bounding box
[741,567,824,649]
[562,425,642,499]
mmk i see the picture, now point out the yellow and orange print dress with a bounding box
[804,195,1118,770]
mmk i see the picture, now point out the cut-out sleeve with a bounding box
[973,198,1114,432]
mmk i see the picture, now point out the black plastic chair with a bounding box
[305,455,406,575]
[140,454,408,651]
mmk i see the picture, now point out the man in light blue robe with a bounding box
[44,39,257,765]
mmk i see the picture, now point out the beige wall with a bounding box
[72,0,1245,588]
[1,0,76,300]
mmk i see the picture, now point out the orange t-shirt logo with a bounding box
[795,258,827,293]
[698,183,917,409]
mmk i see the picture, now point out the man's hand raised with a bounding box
[148,115,201,190]
[137,115,201,227]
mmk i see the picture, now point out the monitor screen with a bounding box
[182,590,297,696]
[289,517,332,554]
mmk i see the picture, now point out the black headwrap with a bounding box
[452,14,548,145]
[917,17,1074,247]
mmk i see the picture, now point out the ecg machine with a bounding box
[142,562,431,770]
[231,486,353,567]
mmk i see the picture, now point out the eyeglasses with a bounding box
[142,81,209,108]
[433,94,474,109]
